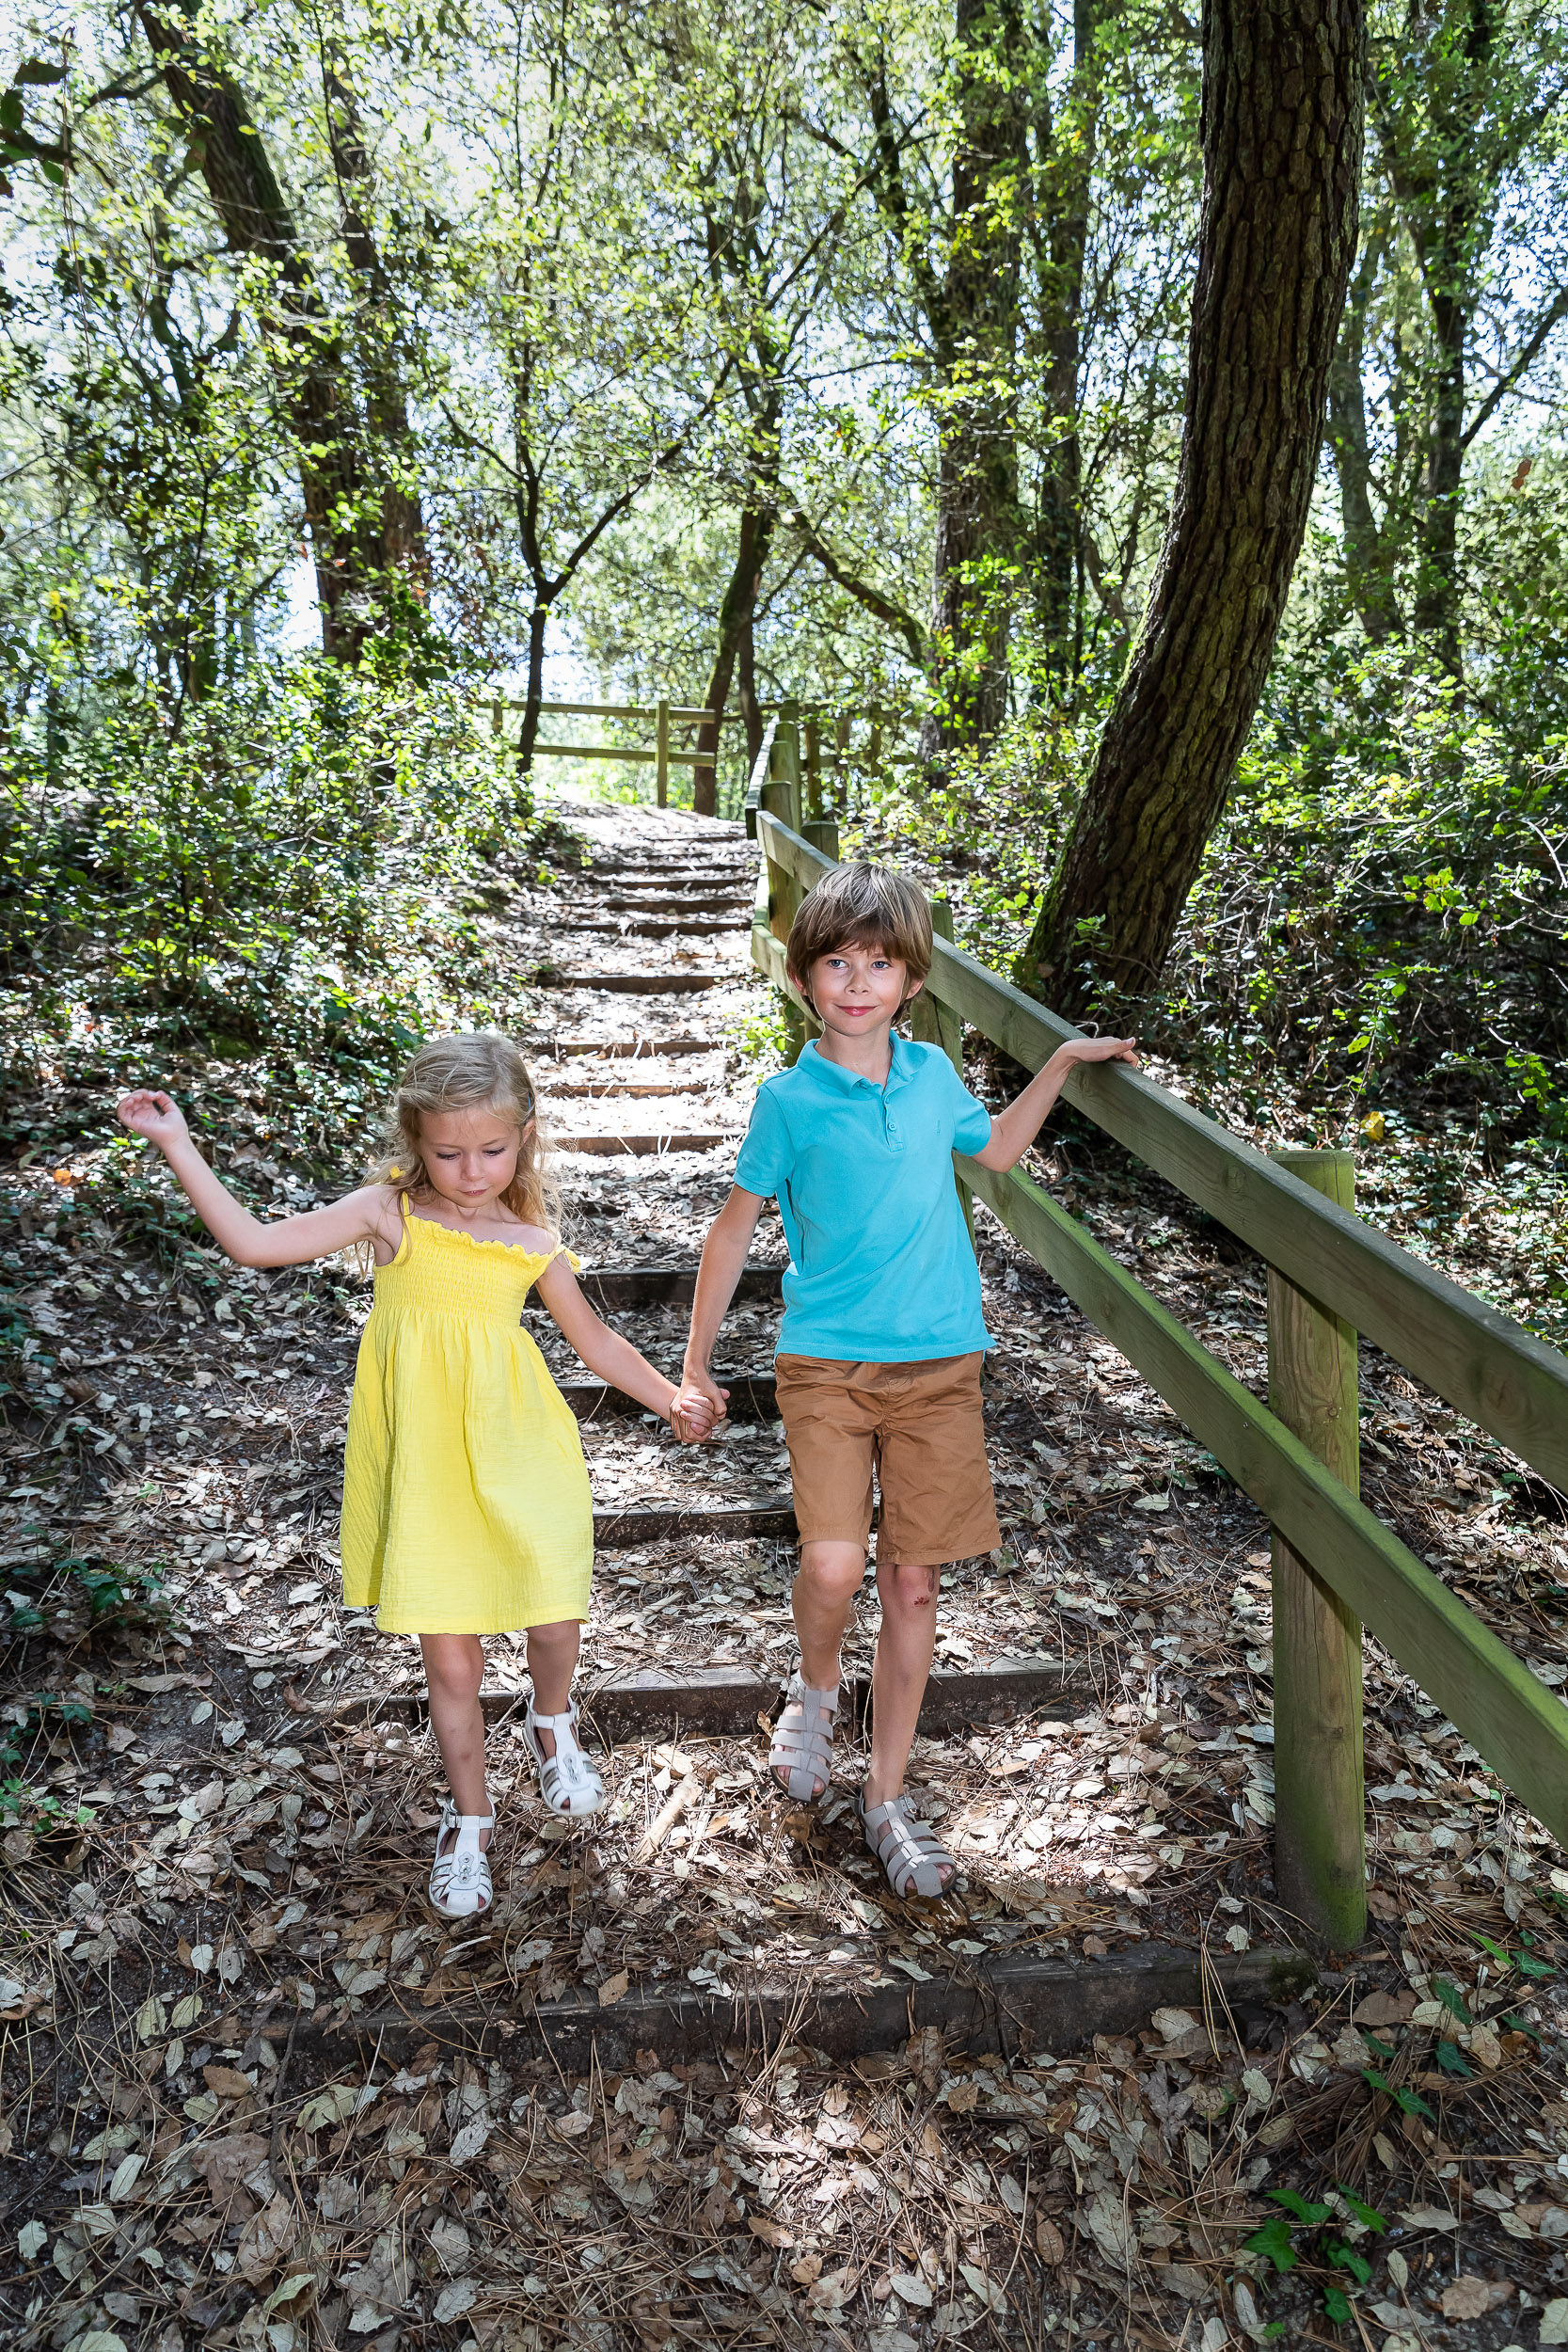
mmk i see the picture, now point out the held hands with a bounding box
[670,1372,729,1444]
[117,1089,192,1152]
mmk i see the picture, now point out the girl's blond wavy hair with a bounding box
[370,1032,561,1233]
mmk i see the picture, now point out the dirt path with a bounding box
[3,793,1565,2352]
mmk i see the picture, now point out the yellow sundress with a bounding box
[340,1205,593,1634]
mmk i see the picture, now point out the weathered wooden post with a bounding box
[491,696,503,737]
[911,897,975,1248]
[1268,1147,1366,1948]
[762,707,806,1064]
[802,818,839,863]
[655,696,670,809]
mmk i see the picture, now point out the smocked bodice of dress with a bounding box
[374,1208,573,1326]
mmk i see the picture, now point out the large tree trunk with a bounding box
[693,506,774,818]
[321,53,428,590]
[137,3,413,661]
[1018,0,1364,1012]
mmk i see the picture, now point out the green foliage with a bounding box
[1243,2182,1390,2328]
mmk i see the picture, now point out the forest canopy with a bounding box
[1,0,1565,1329]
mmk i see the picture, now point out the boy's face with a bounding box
[806,939,922,1042]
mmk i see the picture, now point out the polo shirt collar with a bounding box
[799,1035,914,1095]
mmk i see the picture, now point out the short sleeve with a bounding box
[941,1057,992,1155]
[734,1083,792,1199]
[545,1245,582,1273]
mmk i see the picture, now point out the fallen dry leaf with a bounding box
[1441,2275,1513,2319]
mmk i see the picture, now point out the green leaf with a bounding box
[15,59,68,85]
[1323,2285,1354,2324]
[1361,2031,1398,2062]
[1433,1977,1472,2026]
[1269,2188,1334,2227]
[1244,2217,1299,2274]
[1333,2185,1387,2233]
[1472,1931,1512,1968]
[1434,2040,1473,2078]
[1325,2241,1372,2285]
[1516,1954,1555,1980]
[1362,2069,1435,2121]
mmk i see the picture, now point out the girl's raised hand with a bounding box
[117,1089,192,1151]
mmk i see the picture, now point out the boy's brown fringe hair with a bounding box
[368,1032,561,1234]
[785,862,933,1009]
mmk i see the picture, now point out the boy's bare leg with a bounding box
[863,1559,941,1811]
[420,1632,492,1850]
[792,1540,867,1689]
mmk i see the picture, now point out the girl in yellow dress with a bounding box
[118,1033,713,1920]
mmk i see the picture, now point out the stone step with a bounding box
[594,1499,796,1545]
[542,972,726,993]
[555,1132,733,1156]
[550,1034,721,1056]
[559,1369,777,1419]
[245,1941,1295,2077]
[304,1654,1083,1744]
[602,896,746,914]
[572,918,736,938]
[578,1264,783,1308]
[544,1080,706,1098]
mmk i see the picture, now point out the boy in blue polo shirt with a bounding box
[678,863,1136,1899]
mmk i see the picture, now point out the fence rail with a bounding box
[484,690,920,811]
[745,718,1568,1942]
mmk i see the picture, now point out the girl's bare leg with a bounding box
[420,1632,491,1850]
[525,1618,582,1758]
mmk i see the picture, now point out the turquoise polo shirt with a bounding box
[733,1036,995,1363]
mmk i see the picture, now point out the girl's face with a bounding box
[417,1105,531,1214]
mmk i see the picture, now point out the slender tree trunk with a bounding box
[921,0,1031,766]
[135,2,394,662]
[515,602,549,785]
[1018,0,1364,1013]
[693,505,774,818]
[1031,0,1101,678]
[1326,240,1401,644]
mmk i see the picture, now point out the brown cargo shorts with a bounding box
[773,1352,1000,1567]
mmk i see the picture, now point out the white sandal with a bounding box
[429,1799,495,1920]
[854,1787,955,1899]
[769,1670,838,1801]
[524,1697,605,1817]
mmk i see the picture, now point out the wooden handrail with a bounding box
[755,810,1568,1497]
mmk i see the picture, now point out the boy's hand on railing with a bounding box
[1064,1034,1139,1070]
[117,1089,192,1151]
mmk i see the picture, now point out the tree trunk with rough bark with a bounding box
[1018,0,1364,1013]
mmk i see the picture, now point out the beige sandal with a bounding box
[854,1787,955,1899]
[769,1670,838,1801]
